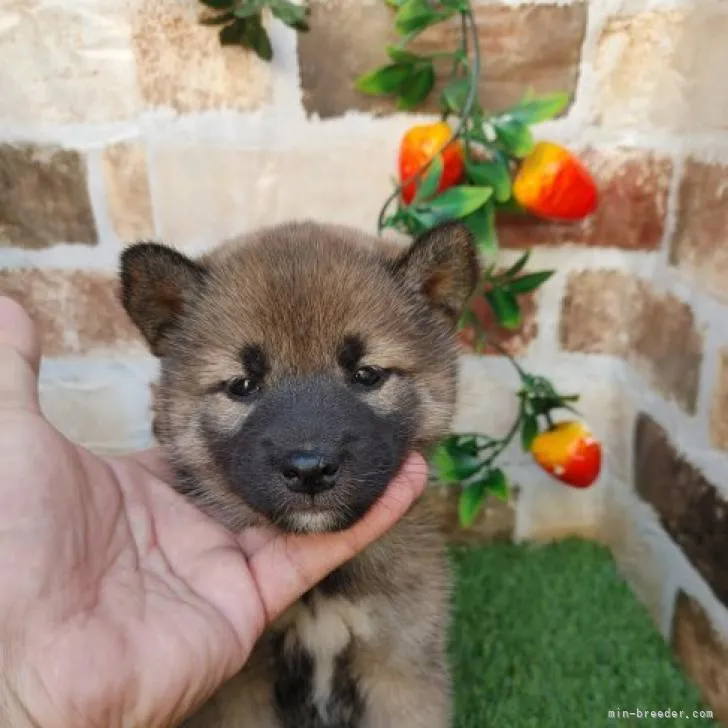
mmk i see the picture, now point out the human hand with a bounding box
[0,296,428,728]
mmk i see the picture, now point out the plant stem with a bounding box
[460,10,469,58]
[457,11,472,158]
[472,411,521,477]
[377,5,481,233]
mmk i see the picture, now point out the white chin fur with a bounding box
[285,511,341,534]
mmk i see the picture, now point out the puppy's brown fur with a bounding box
[120,220,479,728]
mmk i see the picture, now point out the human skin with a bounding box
[0,296,428,728]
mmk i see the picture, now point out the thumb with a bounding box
[0,297,42,411]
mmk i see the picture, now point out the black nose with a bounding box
[280,450,340,495]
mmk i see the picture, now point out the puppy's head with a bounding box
[120,221,478,534]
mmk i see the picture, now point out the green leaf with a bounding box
[520,412,539,452]
[386,45,422,64]
[521,375,584,419]
[530,398,562,419]
[442,0,470,9]
[510,92,570,125]
[503,251,530,278]
[200,11,235,25]
[413,155,443,203]
[233,0,265,19]
[200,0,233,9]
[431,445,457,483]
[254,27,273,59]
[452,435,480,458]
[419,186,493,224]
[463,202,497,257]
[239,16,273,60]
[494,118,535,158]
[495,195,528,215]
[269,0,310,30]
[400,208,430,236]
[458,481,487,528]
[441,77,471,115]
[485,287,521,329]
[483,468,509,501]
[451,456,482,481]
[395,0,440,35]
[431,442,482,483]
[508,270,554,295]
[465,157,511,203]
[355,63,411,95]
[219,18,245,45]
[397,63,435,110]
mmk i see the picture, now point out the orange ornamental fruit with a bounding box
[398,121,465,205]
[512,141,598,221]
[530,420,602,489]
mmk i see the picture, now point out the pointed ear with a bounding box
[119,242,207,356]
[390,221,479,325]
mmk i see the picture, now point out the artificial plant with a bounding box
[355,0,601,525]
[198,0,310,60]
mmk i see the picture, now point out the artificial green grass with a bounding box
[449,539,717,728]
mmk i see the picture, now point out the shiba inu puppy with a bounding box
[119,219,479,728]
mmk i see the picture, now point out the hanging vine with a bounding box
[357,0,601,524]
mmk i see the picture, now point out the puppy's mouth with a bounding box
[275,507,345,535]
[268,484,372,535]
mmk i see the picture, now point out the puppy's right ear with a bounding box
[120,242,207,356]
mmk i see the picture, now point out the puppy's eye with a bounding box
[352,366,389,388]
[225,377,260,400]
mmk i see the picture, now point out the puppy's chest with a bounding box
[270,592,378,728]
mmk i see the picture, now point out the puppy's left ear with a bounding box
[389,221,480,326]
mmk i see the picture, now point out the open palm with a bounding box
[0,297,427,728]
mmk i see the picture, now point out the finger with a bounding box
[246,452,429,622]
[0,296,41,411]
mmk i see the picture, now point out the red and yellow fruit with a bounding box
[513,141,598,221]
[530,420,602,488]
[398,121,465,205]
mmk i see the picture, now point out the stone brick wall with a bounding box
[1,0,728,717]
